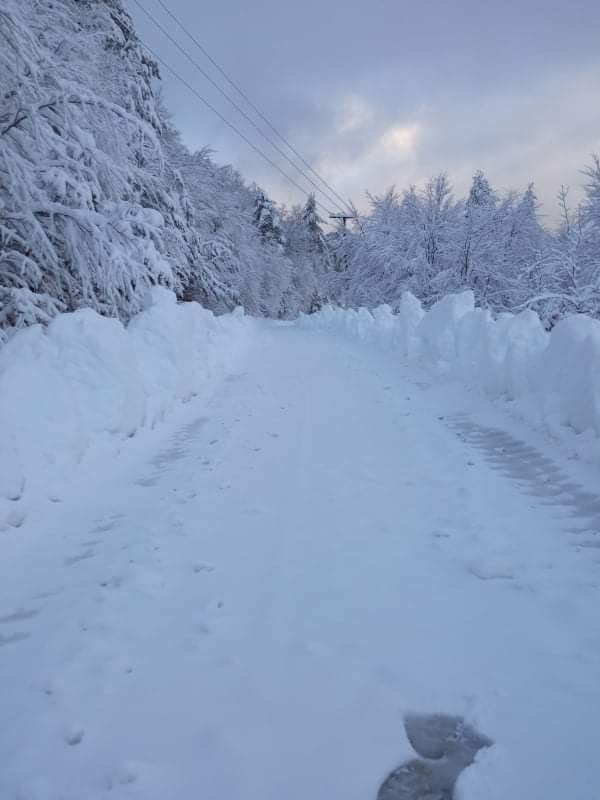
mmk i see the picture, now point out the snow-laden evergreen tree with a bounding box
[253,191,285,245]
[459,170,500,295]
[283,194,330,312]
[301,193,326,247]
[497,184,547,311]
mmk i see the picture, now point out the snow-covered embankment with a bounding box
[0,289,253,529]
[303,291,600,459]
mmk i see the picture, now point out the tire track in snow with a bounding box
[447,415,600,554]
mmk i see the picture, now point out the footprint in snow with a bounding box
[110,765,138,786]
[467,560,515,582]
[430,525,452,538]
[64,728,85,746]
[377,713,492,800]
[0,607,41,624]
[91,515,124,533]
[3,509,27,529]
[193,562,215,574]
[64,548,95,566]
[196,621,213,635]
[135,475,158,487]
[99,575,124,589]
[0,631,30,647]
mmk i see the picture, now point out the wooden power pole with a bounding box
[329,212,356,228]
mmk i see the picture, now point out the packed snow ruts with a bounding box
[1,321,599,800]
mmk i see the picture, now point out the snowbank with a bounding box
[0,289,253,526]
[302,292,600,449]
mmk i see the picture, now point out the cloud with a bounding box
[129,0,600,221]
[337,95,374,134]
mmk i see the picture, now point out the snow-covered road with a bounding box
[2,321,599,800]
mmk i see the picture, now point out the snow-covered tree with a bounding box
[459,171,499,292]
[418,173,461,302]
[283,194,331,312]
[0,0,229,332]
[254,191,285,245]
[533,183,600,324]
[581,155,600,230]
[301,194,325,248]
[326,165,598,322]
[0,0,309,334]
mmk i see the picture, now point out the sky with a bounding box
[129,0,600,223]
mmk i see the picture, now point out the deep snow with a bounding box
[0,288,253,528]
[1,302,600,799]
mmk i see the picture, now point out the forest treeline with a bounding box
[1,0,599,337]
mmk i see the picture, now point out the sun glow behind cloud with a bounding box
[379,123,421,156]
[307,113,423,213]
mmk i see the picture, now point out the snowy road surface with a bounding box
[1,321,599,799]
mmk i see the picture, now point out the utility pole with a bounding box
[328,212,356,228]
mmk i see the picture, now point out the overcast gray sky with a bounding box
[129,0,600,221]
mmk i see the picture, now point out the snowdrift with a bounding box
[0,289,252,527]
[303,292,600,449]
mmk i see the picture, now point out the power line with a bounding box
[133,34,335,217]
[131,0,345,215]
[155,0,354,216]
